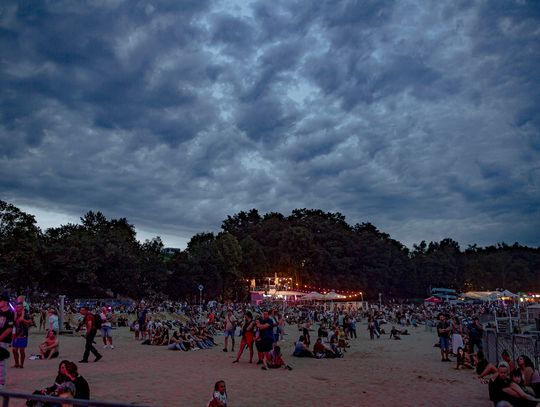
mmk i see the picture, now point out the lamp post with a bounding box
[59,295,65,334]
[198,284,204,309]
[378,292,382,310]
[360,292,364,309]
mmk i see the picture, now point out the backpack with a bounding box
[93,313,102,330]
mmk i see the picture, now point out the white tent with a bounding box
[300,291,325,301]
[499,290,517,298]
[462,290,517,301]
[323,291,347,300]
[462,291,500,301]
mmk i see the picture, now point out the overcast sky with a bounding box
[1,0,539,250]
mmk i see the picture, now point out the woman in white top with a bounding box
[451,316,464,355]
[48,309,59,335]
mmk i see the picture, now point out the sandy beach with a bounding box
[7,324,489,407]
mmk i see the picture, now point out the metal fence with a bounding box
[484,329,540,368]
[0,390,154,407]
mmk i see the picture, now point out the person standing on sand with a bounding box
[137,303,148,342]
[222,309,236,352]
[11,301,32,368]
[233,311,255,364]
[99,307,114,349]
[39,308,47,332]
[48,308,59,336]
[255,310,274,365]
[0,292,15,389]
[450,316,464,356]
[78,307,102,363]
[436,313,451,362]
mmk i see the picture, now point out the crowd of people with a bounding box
[433,309,540,406]
[2,291,540,407]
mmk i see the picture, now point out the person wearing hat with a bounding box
[0,292,15,388]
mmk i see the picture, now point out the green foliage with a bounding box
[1,200,539,300]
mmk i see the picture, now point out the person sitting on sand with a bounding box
[518,355,536,387]
[329,332,343,357]
[505,369,540,405]
[208,380,228,407]
[477,349,519,384]
[502,350,516,373]
[39,330,60,360]
[262,346,292,370]
[475,351,494,380]
[179,330,192,351]
[63,361,90,400]
[313,337,338,359]
[168,331,186,351]
[201,327,217,347]
[150,327,168,346]
[389,326,401,340]
[455,347,473,370]
[56,381,76,407]
[191,328,209,349]
[293,335,314,358]
[27,359,70,405]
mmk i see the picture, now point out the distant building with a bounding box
[162,247,181,255]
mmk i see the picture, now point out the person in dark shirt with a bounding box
[0,292,15,388]
[78,307,102,363]
[436,313,451,362]
[487,362,536,407]
[255,310,274,365]
[468,317,484,353]
[64,361,90,400]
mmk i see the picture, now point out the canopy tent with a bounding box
[300,291,326,301]
[323,291,347,300]
[424,296,443,303]
[499,290,517,298]
[462,291,517,301]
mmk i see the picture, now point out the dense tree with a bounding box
[1,200,539,300]
[0,201,43,291]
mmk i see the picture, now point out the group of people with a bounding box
[483,354,540,407]
[27,359,90,405]
[434,310,540,406]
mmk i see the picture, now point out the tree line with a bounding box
[1,200,539,301]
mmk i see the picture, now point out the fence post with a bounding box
[2,395,9,407]
[495,332,499,365]
[511,335,515,364]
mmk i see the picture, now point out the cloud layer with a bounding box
[1,0,539,248]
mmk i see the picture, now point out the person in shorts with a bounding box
[12,301,32,368]
[255,310,274,365]
[99,307,114,349]
[222,309,237,352]
[436,313,451,362]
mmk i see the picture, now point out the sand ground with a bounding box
[6,323,489,407]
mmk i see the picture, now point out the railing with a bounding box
[483,329,540,368]
[0,390,154,407]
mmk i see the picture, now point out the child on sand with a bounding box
[208,380,228,407]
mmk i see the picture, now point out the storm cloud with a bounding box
[1,0,539,248]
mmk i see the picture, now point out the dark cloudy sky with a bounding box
[1,0,539,249]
